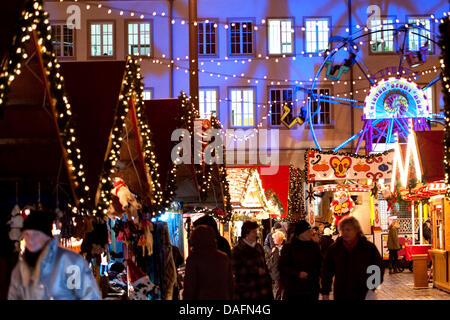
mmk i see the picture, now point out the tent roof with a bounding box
[416,130,444,183]
[59,61,127,207]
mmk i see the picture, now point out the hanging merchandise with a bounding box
[138,221,154,257]
[8,204,23,243]
[108,177,141,222]
[126,259,158,300]
[330,191,355,228]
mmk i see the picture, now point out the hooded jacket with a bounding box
[183,225,233,300]
[8,237,101,300]
[321,236,384,300]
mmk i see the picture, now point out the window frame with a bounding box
[143,88,154,101]
[50,20,76,60]
[406,15,434,54]
[266,17,295,56]
[305,87,334,128]
[227,18,256,57]
[303,16,331,55]
[87,20,116,60]
[125,20,153,58]
[267,86,295,128]
[228,86,256,128]
[368,15,397,55]
[198,18,218,57]
[199,87,219,119]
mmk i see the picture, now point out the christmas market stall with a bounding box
[0,0,90,298]
[225,167,284,246]
[305,148,395,254]
[144,93,233,260]
[59,58,178,300]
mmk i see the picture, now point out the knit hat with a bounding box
[22,210,55,237]
[126,259,147,284]
[294,220,311,236]
[273,222,282,230]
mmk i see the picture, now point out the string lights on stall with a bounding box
[439,17,450,197]
[0,0,89,215]
[95,57,177,218]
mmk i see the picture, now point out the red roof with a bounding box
[415,131,444,183]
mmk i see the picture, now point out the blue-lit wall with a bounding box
[44,0,449,167]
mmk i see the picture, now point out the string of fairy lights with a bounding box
[439,17,450,197]
[0,0,90,215]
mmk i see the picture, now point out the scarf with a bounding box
[24,249,43,268]
[343,237,359,252]
[243,238,256,248]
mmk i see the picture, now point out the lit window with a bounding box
[143,89,152,101]
[269,88,293,126]
[229,21,253,55]
[423,86,434,113]
[268,19,293,55]
[305,18,329,53]
[309,88,331,125]
[51,24,74,57]
[127,22,151,56]
[198,21,217,55]
[230,88,254,127]
[370,18,395,53]
[408,17,432,52]
[90,22,114,56]
[199,88,217,118]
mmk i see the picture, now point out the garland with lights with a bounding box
[0,0,89,214]
[176,92,233,222]
[95,57,177,218]
[439,17,450,197]
[283,165,305,223]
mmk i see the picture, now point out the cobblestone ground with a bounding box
[374,270,450,300]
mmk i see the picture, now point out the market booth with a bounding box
[0,0,90,299]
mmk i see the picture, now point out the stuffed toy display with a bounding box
[127,259,158,300]
[108,177,141,222]
[330,191,355,228]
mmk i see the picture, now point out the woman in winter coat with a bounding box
[183,225,233,300]
[267,230,286,300]
[387,219,401,274]
[279,220,322,301]
[321,216,384,300]
[231,221,273,300]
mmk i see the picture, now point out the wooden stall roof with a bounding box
[59,61,126,208]
[416,130,444,183]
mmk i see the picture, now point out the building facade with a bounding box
[44,0,449,168]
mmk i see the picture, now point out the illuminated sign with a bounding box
[364,77,429,120]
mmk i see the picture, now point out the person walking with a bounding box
[319,227,334,258]
[279,220,322,301]
[264,222,284,254]
[183,225,233,300]
[387,219,401,274]
[267,230,286,300]
[231,221,273,300]
[193,214,231,256]
[321,216,384,300]
[8,210,101,300]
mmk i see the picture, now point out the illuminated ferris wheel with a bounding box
[307,21,445,153]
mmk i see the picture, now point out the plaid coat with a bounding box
[231,239,273,300]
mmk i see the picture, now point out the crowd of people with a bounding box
[6,209,386,300]
[183,216,384,301]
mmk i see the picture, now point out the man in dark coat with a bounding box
[231,221,273,300]
[183,225,233,300]
[279,220,322,300]
[267,230,286,300]
[321,216,384,300]
[193,215,231,256]
[423,220,432,244]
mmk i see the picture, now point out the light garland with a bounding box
[0,0,89,215]
[439,17,450,197]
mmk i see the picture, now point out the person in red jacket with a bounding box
[321,216,384,300]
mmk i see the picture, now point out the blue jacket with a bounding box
[8,238,101,300]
